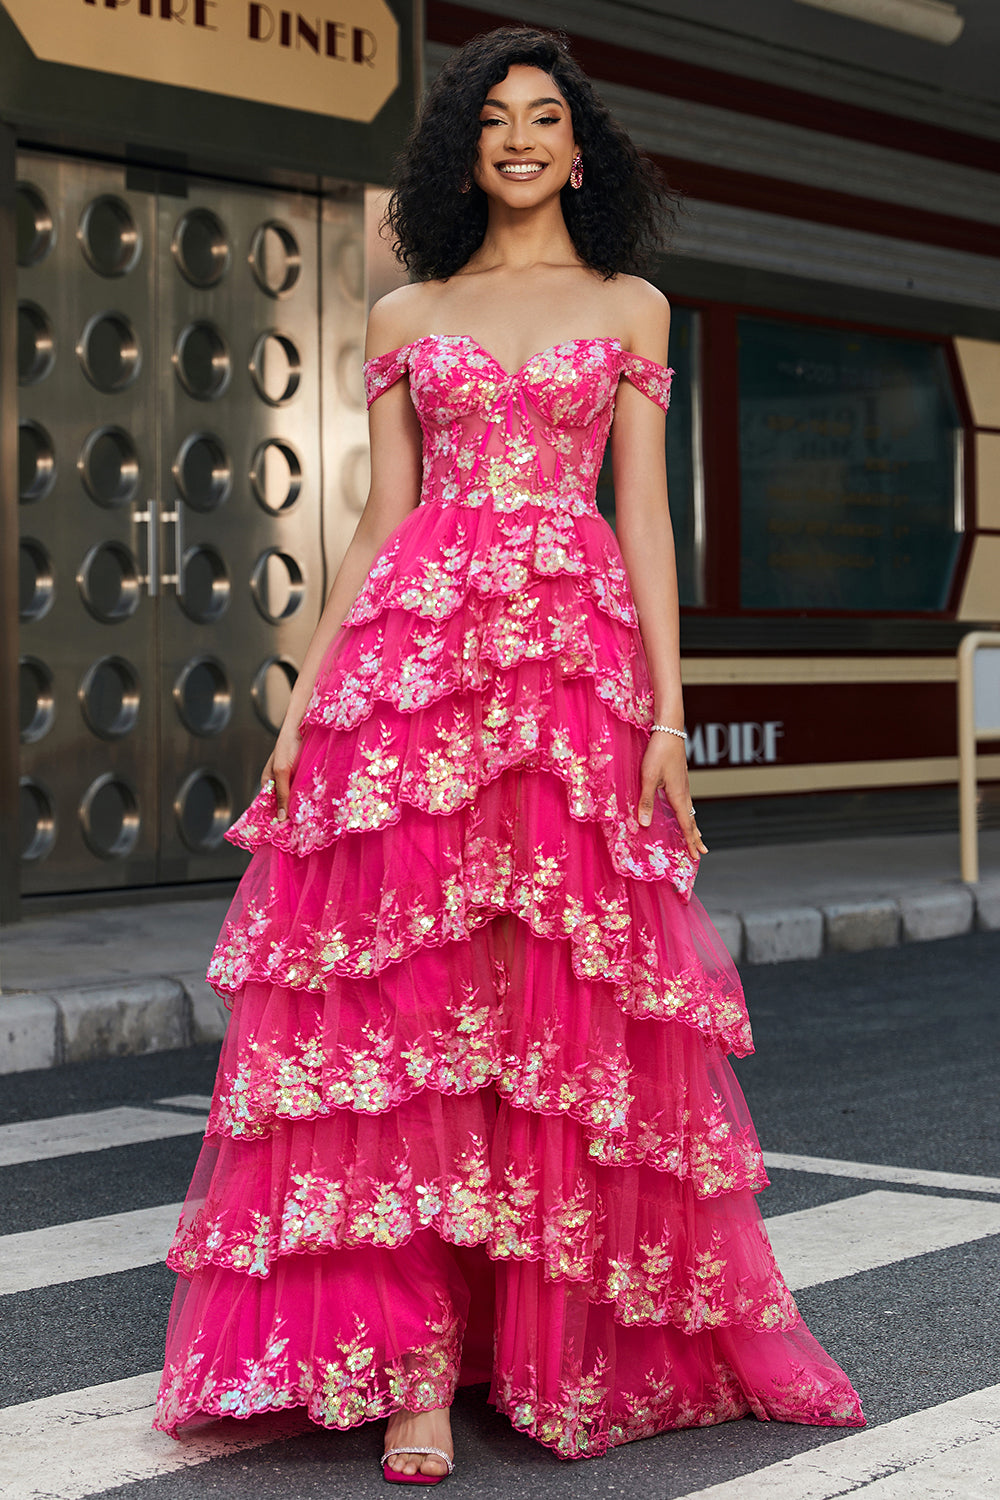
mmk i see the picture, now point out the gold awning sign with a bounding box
[2,0,399,124]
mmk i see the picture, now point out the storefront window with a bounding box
[597,305,702,606]
[738,318,963,612]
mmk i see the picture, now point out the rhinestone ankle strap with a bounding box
[382,1447,455,1475]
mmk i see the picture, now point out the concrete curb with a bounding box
[824,900,900,954]
[2,879,998,1071]
[1,977,194,1075]
[176,970,232,1047]
[709,878,1000,965]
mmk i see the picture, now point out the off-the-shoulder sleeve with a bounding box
[363,345,410,408]
[620,352,673,412]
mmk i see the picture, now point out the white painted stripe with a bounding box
[156,1094,214,1112]
[0,1374,309,1500]
[673,1384,1000,1499]
[0,1107,206,1169]
[0,1205,182,1296]
[2,1375,998,1500]
[764,1151,1000,1196]
[0,1192,997,1495]
[767,1191,1000,1290]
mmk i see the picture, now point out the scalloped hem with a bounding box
[199,1057,761,1159]
[154,1345,862,1456]
[501,1386,865,1461]
[165,1240,797,1341]
[342,527,641,636]
[198,1105,767,1190]
[303,653,652,739]
[206,902,748,1060]
[202,1000,751,1118]
[205,876,710,996]
[222,748,697,905]
[153,1384,443,1441]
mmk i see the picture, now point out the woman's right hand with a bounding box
[260,721,302,823]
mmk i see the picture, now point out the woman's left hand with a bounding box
[637,733,708,860]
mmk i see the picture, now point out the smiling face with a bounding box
[472,64,576,203]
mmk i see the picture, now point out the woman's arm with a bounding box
[611,284,706,859]
[265,295,423,819]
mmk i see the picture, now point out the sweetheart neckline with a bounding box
[369,333,627,382]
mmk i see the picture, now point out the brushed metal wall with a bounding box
[16,152,365,894]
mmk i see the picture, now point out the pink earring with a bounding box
[459,173,471,194]
[570,151,583,190]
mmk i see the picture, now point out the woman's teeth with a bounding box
[497,163,545,176]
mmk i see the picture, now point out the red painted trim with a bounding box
[427,1,1000,176]
[650,152,1000,260]
[669,303,974,624]
[684,681,957,763]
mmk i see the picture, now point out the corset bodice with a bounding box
[364,335,673,518]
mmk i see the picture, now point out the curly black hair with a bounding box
[384,27,679,281]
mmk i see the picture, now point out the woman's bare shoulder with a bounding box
[613,274,670,322]
[611,275,671,360]
[366,281,447,359]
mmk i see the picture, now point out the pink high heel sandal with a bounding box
[381,1446,454,1486]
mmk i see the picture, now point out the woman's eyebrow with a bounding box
[480,96,565,111]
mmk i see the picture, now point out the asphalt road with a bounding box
[1,930,998,1499]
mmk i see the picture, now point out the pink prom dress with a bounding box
[154,335,864,1457]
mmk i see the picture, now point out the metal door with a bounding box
[17,156,160,892]
[155,178,323,882]
[16,153,353,895]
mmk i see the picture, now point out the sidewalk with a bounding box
[2,828,998,1073]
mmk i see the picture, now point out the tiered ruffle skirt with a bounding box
[154,498,864,1455]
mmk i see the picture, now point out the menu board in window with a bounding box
[738,318,963,612]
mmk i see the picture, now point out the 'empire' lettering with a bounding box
[247,6,377,65]
[83,0,218,25]
[686,721,784,768]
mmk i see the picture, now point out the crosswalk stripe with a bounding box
[0,1374,309,1500]
[155,1095,214,1112]
[4,1097,994,1208]
[2,1180,997,1496]
[0,1204,181,1296]
[3,1188,999,1301]
[0,1107,207,1169]
[672,1383,1000,1499]
[2,1372,998,1500]
[768,1190,1000,1290]
[764,1151,1000,1196]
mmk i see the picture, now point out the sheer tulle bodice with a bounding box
[365,334,672,518]
[154,335,863,1456]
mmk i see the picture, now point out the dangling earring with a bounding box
[459,173,471,194]
[570,151,583,190]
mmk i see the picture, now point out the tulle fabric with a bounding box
[154,336,863,1456]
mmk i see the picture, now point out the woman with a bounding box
[154,27,864,1482]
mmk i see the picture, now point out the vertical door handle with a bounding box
[134,498,160,597]
[162,499,185,594]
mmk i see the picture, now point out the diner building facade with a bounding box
[425,0,1000,852]
[5,0,1000,916]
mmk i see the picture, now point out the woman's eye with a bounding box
[479,114,562,127]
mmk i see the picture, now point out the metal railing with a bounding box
[958,631,1000,884]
